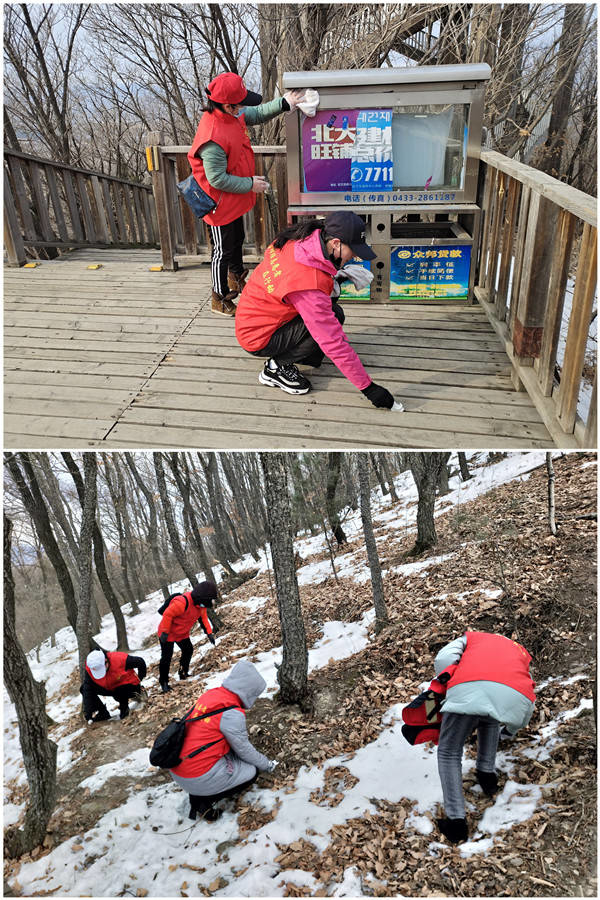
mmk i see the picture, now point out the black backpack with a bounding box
[157,593,188,616]
[149,704,238,769]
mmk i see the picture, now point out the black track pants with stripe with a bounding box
[209,216,245,295]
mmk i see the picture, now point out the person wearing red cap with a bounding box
[188,72,308,317]
[234,212,401,408]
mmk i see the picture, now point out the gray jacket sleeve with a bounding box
[434,635,467,675]
[219,709,271,771]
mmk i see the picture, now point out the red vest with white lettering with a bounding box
[170,686,243,778]
[235,240,334,351]
[447,632,536,701]
[157,592,213,642]
[85,651,140,691]
[188,109,255,226]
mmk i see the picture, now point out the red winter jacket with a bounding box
[85,651,140,691]
[170,686,243,778]
[188,109,255,226]
[157,592,213,643]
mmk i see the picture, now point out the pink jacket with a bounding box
[287,231,372,390]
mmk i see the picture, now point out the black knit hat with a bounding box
[191,581,217,606]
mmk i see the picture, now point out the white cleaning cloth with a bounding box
[297,88,320,117]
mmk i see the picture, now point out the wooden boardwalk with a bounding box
[4,249,557,449]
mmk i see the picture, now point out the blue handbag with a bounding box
[176,174,217,218]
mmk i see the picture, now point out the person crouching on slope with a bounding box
[434,631,536,844]
[157,581,217,693]
[169,659,277,822]
[82,649,147,722]
[235,211,401,409]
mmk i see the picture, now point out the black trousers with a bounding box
[189,772,259,816]
[208,216,245,296]
[80,683,141,717]
[249,301,345,366]
[159,638,193,683]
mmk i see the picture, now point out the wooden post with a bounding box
[175,154,197,256]
[147,130,178,270]
[582,371,597,447]
[495,176,520,322]
[536,209,575,396]
[253,152,266,255]
[4,169,27,266]
[512,193,560,364]
[556,223,597,433]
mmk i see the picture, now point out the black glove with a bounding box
[159,632,169,646]
[208,633,216,646]
[361,382,394,409]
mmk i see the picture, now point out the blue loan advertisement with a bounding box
[350,110,393,191]
[390,245,471,300]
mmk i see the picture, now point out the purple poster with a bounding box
[301,109,360,191]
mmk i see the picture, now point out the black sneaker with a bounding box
[160,681,172,694]
[259,360,311,395]
[178,667,189,681]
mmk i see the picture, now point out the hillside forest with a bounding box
[3,450,597,897]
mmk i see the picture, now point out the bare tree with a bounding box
[75,454,98,680]
[154,452,199,589]
[62,452,130,651]
[356,454,389,633]
[260,452,308,705]
[3,515,58,859]
[325,452,347,546]
[546,453,557,536]
[5,453,80,634]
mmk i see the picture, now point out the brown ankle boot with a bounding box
[227,268,249,293]
[211,290,237,317]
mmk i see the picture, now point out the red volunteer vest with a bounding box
[448,632,536,702]
[157,591,212,643]
[171,686,243,778]
[85,651,140,691]
[188,109,255,226]
[235,240,335,351]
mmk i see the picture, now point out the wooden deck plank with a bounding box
[4,247,556,449]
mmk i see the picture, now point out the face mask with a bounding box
[328,241,344,270]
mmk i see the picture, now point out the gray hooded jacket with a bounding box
[170,659,271,795]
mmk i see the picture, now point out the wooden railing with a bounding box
[145,131,287,271]
[475,151,597,448]
[3,148,158,265]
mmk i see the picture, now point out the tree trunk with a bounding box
[154,452,199,588]
[168,454,216,585]
[5,453,80,635]
[408,453,451,555]
[325,452,347,546]
[546,453,557,536]
[536,4,588,179]
[458,452,472,481]
[379,453,398,502]
[3,516,58,858]
[260,452,308,705]
[197,453,238,578]
[437,458,450,495]
[76,454,98,681]
[62,452,130,650]
[357,454,389,633]
[101,454,140,613]
[124,452,167,587]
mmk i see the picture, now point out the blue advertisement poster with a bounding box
[350,110,393,191]
[390,245,471,300]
